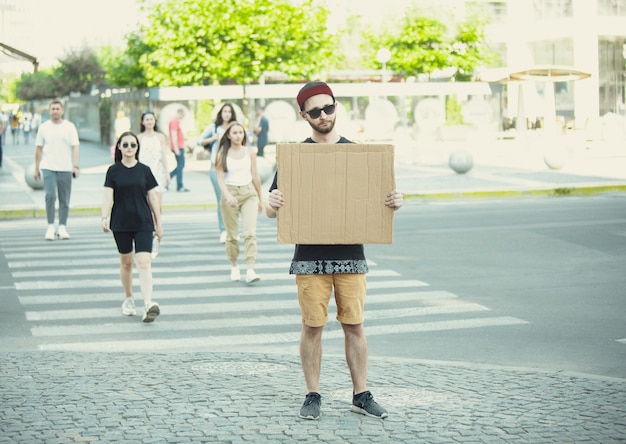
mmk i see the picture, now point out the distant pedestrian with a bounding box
[0,118,4,168]
[254,106,269,157]
[22,114,32,144]
[266,81,404,420]
[101,131,162,323]
[137,110,171,214]
[168,108,190,192]
[215,121,262,283]
[11,115,19,144]
[34,100,80,241]
[197,102,238,243]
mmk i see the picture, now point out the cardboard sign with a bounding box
[276,143,395,244]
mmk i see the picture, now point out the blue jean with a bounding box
[169,148,185,190]
[42,169,72,225]
[209,168,225,232]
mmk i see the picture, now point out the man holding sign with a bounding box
[266,81,403,420]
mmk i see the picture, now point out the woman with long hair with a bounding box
[197,102,238,243]
[215,121,262,283]
[137,110,170,213]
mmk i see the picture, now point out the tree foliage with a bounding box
[16,48,106,100]
[137,0,337,87]
[99,33,151,89]
[361,6,496,81]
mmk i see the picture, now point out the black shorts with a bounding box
[113,231,153,254]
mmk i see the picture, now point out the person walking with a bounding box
[101,131,162,323]
[197,102,238,243]
[168,108,189,192]
[0,118,4,168]
[266,81,404,420]
[34,100,80,241]
[11,115,19,144]
[254,106,269,157]
[215,121,262,283]
[138,110,170,214]
[22,114,32,144]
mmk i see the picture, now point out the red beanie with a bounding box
[296,81,335,110]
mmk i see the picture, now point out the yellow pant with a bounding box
[220,183,259,265]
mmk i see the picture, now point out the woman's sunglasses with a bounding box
[121,142,138,148]
[304,103,336,119]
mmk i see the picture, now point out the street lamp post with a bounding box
[376,48,391,83]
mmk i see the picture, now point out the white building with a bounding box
[470,0,626,133]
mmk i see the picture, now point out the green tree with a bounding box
[361,6,495,81]
[449,13,499,81]
[136,0,337,87]
[16,48,107,100]
[16,69,59,101]
[99,33,151,89]
[54,47,106,95]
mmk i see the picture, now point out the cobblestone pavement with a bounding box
[1,351,625,443]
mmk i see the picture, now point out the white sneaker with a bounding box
[44,225,56,241]
[142,302,160,323]
[219,231,227,243]
[57,225,70,240]
[246,270,260,284]
[121,297,137,316]
[230,266,241,281]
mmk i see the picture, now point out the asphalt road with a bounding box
[0,196,625,380]
[365,196,626,379]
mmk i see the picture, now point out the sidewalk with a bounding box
[1,351,625,443]
[2,133,626,219]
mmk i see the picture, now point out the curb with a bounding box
[404,184,626,200]
[2,185,626,220]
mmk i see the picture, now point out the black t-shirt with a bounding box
[269,136,368,275]
[104,162,158,232]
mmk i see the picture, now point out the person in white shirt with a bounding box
[34,100,80,241]
[215,121,262,283]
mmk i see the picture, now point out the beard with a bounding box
[308,116,336,134]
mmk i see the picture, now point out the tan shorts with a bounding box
[295,274,366,327]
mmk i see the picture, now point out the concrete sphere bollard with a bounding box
[448,150,474,174]
[543,146,568,170]
[257,156,275,183]
[25,163,44,190]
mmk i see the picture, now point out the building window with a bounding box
[467,2,507,24]
[598,38,626,115]
[533,0,573,19]
[531,39,574,66]
[598,0,626,16]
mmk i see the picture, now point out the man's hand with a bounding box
[265,189,284,218]
[268,189,284,211]
[385,190,404,211]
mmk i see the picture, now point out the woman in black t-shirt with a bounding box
[101,131,163,323]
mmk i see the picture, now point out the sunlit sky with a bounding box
[0,0,142,72]
[0,0,433,73]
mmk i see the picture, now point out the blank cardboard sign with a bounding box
[276,143,395,244]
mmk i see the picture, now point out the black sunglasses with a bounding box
[121,142,138,148]
[305,103,336,119]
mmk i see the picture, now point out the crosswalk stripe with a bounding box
[36,317,529,352]
[18,280,431,305]
[25,290,456,321]
[13,269,404,290]
[31,302,490,337]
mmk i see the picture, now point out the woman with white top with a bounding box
[215,121,262,283]
[137,110,170,214]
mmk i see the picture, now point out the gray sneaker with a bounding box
[298,392,321,420]
[350,391,388,419]
[142,302,160,323]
